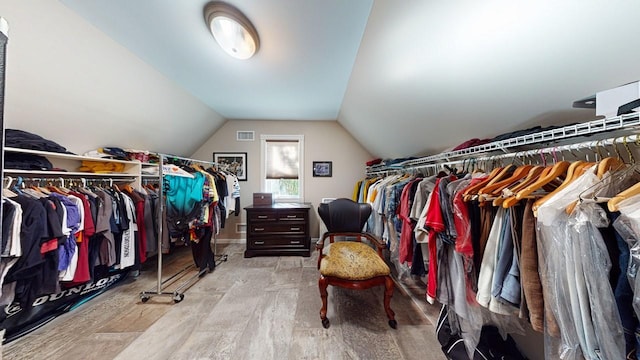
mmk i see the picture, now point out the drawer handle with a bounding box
[286,215,297,218]
[257,215,268,219]
[254,241,265,245]
[255,228,265,231]
[291,241,301,244]
[290,227,301,231]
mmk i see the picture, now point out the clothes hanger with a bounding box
[515,160,570,200]
[608,136,640,211]
[528,145,596,214]
[501,165,546,207]
[609,182,640,211]
[595,139,627,179]
[529,160,586,210]
[2,176,18,198]
[580,139,628,198]
[477,164,517,202]
[25,178,46,195]
[77,178,99,198]
[479,162,533,199]
[560,139,629,214]
[479,154,533,204]
[11,176,24,195]
[530,146,587,204]
[109,178,122,192]
[116,180,134,193]
[24,178,52,199]
[22,181,44,199]
[501,150,553,207]
[508,165,546,193]
[47,177,68,194]
[4,176,12,189]
[462,161,509,201]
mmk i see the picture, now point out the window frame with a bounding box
[260,134,304,202]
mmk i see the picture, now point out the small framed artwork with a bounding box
[214,152,247,181]
[313,161,332,177]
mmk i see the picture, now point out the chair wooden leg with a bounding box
[384,276,397,329]
[319,276,330,328]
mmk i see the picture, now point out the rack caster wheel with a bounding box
[140,295,150,303]
[321,318,330,329]
[388,320,397,329]
[173,294,184,303]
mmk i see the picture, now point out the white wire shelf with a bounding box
[369,113,640,173]
[3,169,139,177]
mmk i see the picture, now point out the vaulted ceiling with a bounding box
[8,1,640,158]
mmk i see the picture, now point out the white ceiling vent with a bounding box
[237,131,255,141]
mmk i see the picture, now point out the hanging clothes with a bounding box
[360,155,640,359]
[612,196,640,359]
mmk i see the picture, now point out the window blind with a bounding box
[265,139,299,179]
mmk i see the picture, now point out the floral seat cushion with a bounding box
[320,241,390,280]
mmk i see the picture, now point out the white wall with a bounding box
[0,0,225,156]
[190,119,373,240]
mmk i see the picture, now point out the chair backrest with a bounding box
[318,198,372,233]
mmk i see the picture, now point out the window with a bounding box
[260,135,304,201]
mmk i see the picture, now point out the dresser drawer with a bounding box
[278,211,307,221]
[248,212,277,222]
[248,237,307,248]
[249,223,306,235]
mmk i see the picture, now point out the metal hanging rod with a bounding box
[159,153,216,166]
[3,176,137,184]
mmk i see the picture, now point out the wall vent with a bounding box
[236,131,255,141]
[236,223,247,233]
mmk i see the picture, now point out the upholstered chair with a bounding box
[316,198,396,329]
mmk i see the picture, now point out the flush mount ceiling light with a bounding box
[204,1,260,60]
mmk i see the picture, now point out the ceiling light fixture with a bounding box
[204,1,260,60]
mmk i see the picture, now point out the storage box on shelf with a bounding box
[596,81,640,119]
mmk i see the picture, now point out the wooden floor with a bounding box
[2,243,446,360]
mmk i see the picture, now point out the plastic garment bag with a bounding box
[571,204,625,360]
[537,166,625,360]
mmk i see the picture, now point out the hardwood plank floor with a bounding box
[3,243,446,360]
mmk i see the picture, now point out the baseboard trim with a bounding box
[215,238,246,244]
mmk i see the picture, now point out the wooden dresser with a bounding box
[244,203,312,258]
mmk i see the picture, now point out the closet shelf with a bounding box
[3,169,139,177]
[4,147,142,165]
[381,112,640,171]
[4,147,143,189]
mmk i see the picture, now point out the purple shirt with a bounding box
[50,193,80,271]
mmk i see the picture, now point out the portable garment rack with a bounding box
[139,154,228,304]
[367,113,640,176]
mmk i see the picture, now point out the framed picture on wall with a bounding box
[214,152,247,181]
[313,161,332,177]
